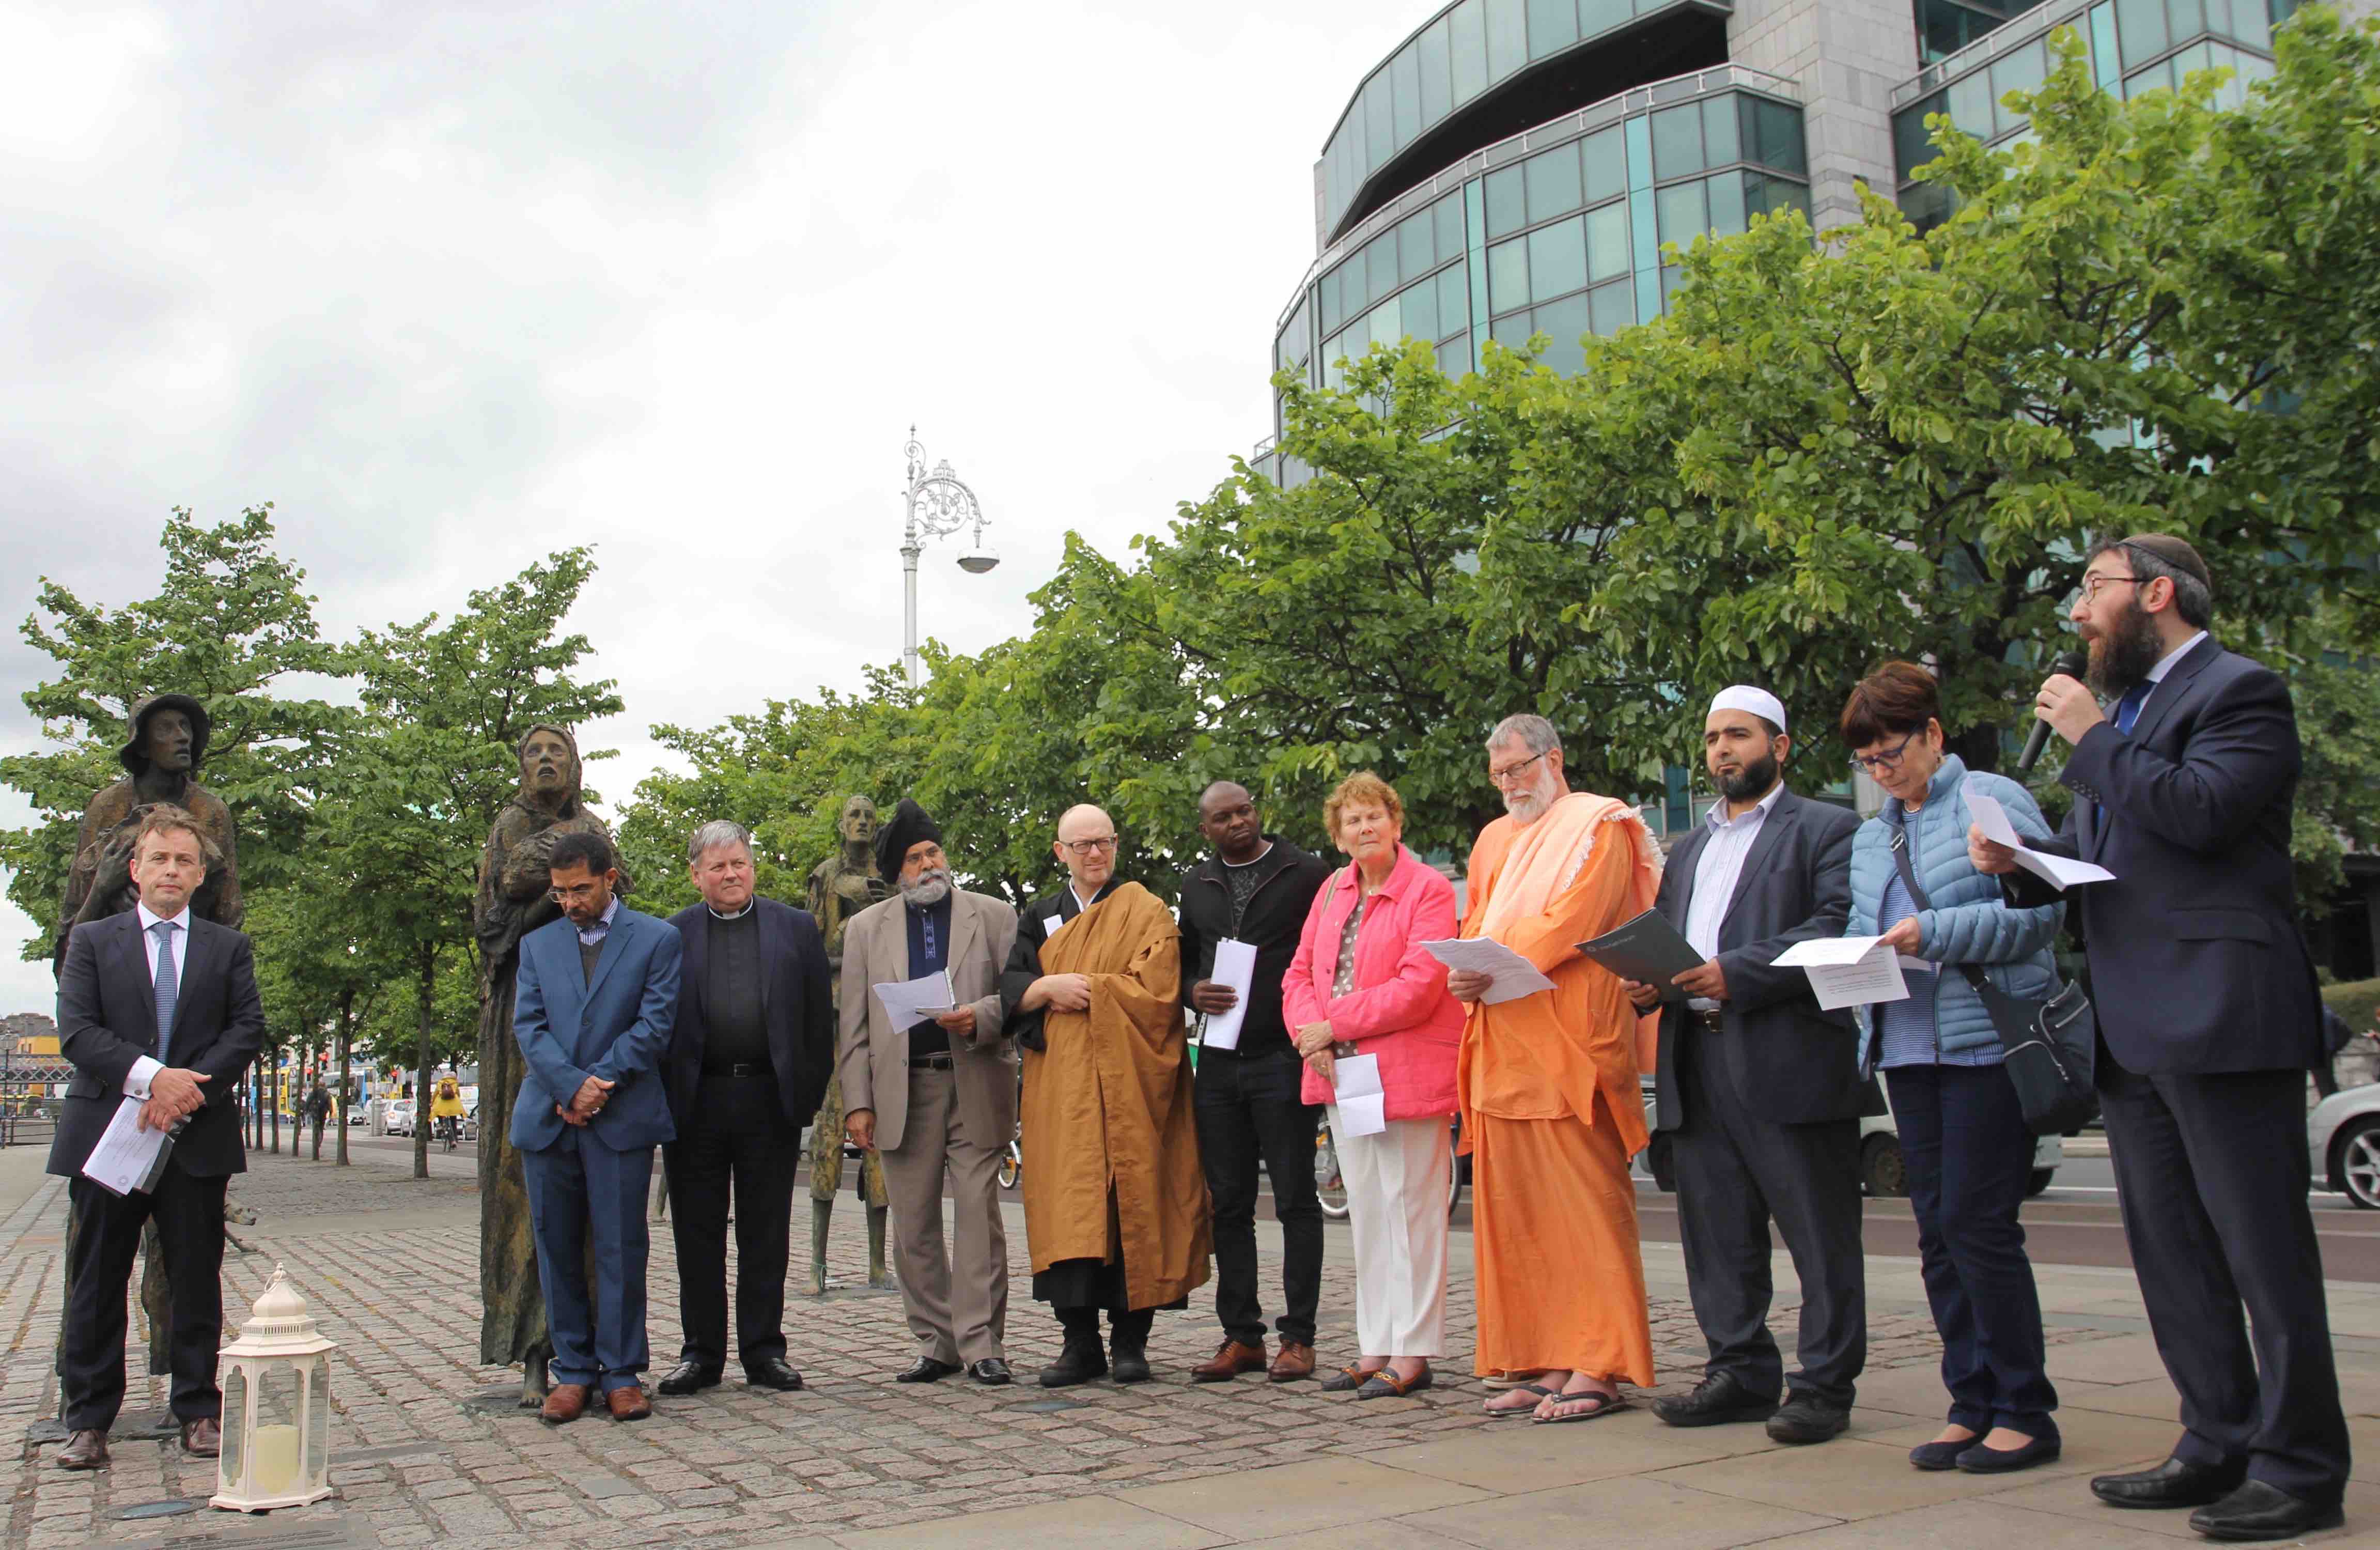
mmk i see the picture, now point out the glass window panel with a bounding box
[1398,209,1435,284]
[1660,263,1689,306]
[1528,0,1579,58]
[1947,69,1994,136]
[1894,95,1946,180]
[1651,103,1705,179]
[1340,254,1368,317]
[1318,269,1343,334]
[1486,0,1528,80]
[2124,60,2174,95]
[1590,277,1635,336]
[1450,0,1489,103]
[1898,178,1956,234]
[1992,40,2046,135]
[1707,168,1747,236]
[1490,308,1533,348]
[1438,264,1469,338]
[1587,201,1629,280]
[1368,295,1401,347]
[1580,129,1626,206]
[1657,177,1710,249]
[1419,17,1453,124]
[1489,236,1531,309]
[1529,214,1589,301]
[1758,100,1807,176]
[2169,0,2207,45]
[1403,275,1439,342]
[1435,192,1465,259]
[1485,165,1527,237]
[2228,0,2270,47]
[1703,95,1741,167]
[1536,290,1592,376]
[1580,0,1632,34]
[2117,0,2168,67]
[1368,237,1399,302]
[2090,2,2124,86]
[1392,43,1422,149]
[1525,144,1583,223]
[1438,334,1471,378]
[2206,0,2233,41]
[2175,38,2213,77]
[1366,76,1395,172]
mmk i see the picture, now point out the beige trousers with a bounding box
[879,1065,1009,1365]
[1329,1110,1452,1358]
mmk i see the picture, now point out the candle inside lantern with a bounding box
[251,1424,301,1495]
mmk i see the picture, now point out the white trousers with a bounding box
[1329,1110,1452,1358]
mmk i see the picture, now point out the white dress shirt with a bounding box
[1682,782,1786,1010]
[123,901,193,1097]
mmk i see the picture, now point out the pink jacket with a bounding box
[1281,845,1463,1119]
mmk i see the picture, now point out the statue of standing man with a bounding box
[474,725,631,1407]
[804,796,893,1293]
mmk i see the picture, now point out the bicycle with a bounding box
[1315,1113,1465,1220]
[998,1113,1022,1190]
[438,1114,460,1153]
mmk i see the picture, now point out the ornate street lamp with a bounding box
[900,427,998,688]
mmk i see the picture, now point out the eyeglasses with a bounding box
[1060,836,1118,856]
[2077,574,2141,602]
[548,881,607,903]
[1846,733,1920,774]
[1488,749,1551,787]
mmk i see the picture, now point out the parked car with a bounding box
[383,1099,416,1137]
[2310,1084,2380,1208]
[1638,1078,2061,1199]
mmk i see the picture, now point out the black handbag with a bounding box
[1889,825,2098,1136]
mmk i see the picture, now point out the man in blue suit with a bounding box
[511,830,681,1425]
[1975,534,2347,1542]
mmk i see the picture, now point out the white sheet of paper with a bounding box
[1774,936,1911,1011]
[1966,791,2116,890]
[1043,914,1064,939]
[1198,938,1259,1051]
[81,1096,169,1197]
[1332,1054,1387,1137]
[1420,938,1557,1004]
[873,970,958,1030]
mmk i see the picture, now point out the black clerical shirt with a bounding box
[702,904,769,1074]
[906,892,954,1057]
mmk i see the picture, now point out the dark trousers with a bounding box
[665,1074,799,1373]
[1671,1020,1865,1406]
[1059,1304,1154,1348]
[61,1166,228,1432]
[1886,1063,2056,1435]
[2100,1056,2350,1501]
[522,1129,654,1394]
[1193,1048,1321,1347]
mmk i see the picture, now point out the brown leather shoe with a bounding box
[540,1382,592,1425]
[179,1418,220,1457]
[605,1385,652,1421]
[55,1430,109,1470]
[1191,1338,1268,1383]
[1269,1342,1317,1382]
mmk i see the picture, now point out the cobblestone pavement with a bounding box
[5,1149,2095,1550]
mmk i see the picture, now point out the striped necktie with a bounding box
[150,920,179,1064]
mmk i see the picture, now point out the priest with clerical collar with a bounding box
[1001,803,1212,1389]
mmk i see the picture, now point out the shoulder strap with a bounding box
[1888,826,1991,996]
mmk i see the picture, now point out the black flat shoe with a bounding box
[655,1361,721,1396]
[896,1356,963,1384]
[1909,1438,1970,1471]
[1956,1433,2060,1474]
[2091,1455,2247,1510]
[969,1358,1013,1386]
[2188,1481,2345,1542]
[744,1356,805,1391]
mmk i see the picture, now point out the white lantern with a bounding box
[209,1263,335,1513]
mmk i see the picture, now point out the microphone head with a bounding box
[2052,648,2089,681]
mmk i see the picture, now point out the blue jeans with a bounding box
[1886,1063,2057,1437]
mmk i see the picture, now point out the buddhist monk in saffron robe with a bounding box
[1455,715,1662,1422]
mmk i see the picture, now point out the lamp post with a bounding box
[900,427,998,688]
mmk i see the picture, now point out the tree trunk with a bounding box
[414,947,435,1181]
[336,989,354,1167]
[268,1046,281,1154]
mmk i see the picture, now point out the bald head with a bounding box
[1054,803,1119,894]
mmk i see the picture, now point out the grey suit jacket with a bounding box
[837,888,1020,1153]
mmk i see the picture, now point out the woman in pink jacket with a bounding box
[1283,771,1465,1399]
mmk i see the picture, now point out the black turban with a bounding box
[874,798,943,879]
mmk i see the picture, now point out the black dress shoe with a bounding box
[656,1361,721,1396]
[1039,1339,1108,1388]
[1956,1431,2060,1474]
[1652,1370,1781,1429]
[2092,1455,2247,1510]
[1765,1393,1852,1445]
[744,1356,805,1391]
[2188,1481,2345,1541]
[969,1358,1014,1386]
[897,1356,963,1384]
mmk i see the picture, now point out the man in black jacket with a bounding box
[1624,688,1869,1447]
[1975,535,2347,1541]
[656,821,835,1397]
[49,804,265,1471]
[1177,781,1332,1383]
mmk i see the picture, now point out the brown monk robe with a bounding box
[1001,803,1211,1389]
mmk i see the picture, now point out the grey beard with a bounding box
[900,870,953,906]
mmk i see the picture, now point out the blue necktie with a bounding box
[2114,683,2151,735]
[150,920,179,1064]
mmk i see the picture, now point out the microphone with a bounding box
[2016,649,2090,774]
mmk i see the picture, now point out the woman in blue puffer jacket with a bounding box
[1840,662,2066,1477]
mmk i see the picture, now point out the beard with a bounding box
[2086,600,2165,697]
[900,867,953,906]
[1716,751,1780,803]
[1503,773,1559,825]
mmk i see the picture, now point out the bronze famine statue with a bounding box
[474,724,632,1406]
[803,795,893,1293]
[54,695,242,972]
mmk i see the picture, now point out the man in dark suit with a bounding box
[511,831,681,1425]
[656,820,833,1397]
[49,804,264,1470]
[1974,534,2347,1541]
[1623,687,1868,1446]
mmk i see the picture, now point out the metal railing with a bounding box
[0,1063,65,1150]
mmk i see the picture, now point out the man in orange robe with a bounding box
[1454,714,1662,1421]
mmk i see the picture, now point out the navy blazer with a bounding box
[509,905,681,1152]
[49,911,265,1179]
[2010,636,2322,1075]
[1650,789,1874,1128]
[661,896,834,1134]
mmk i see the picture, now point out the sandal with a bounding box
[1533,1388,1629,1425]
[1484,1383,1557,1418]
[1357,1366,1433,1400]
[1320,1365,1381,1393]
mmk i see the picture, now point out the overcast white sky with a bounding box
[0,0,1425,1016]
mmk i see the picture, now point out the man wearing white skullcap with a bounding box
[1620,686,1874,1446]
